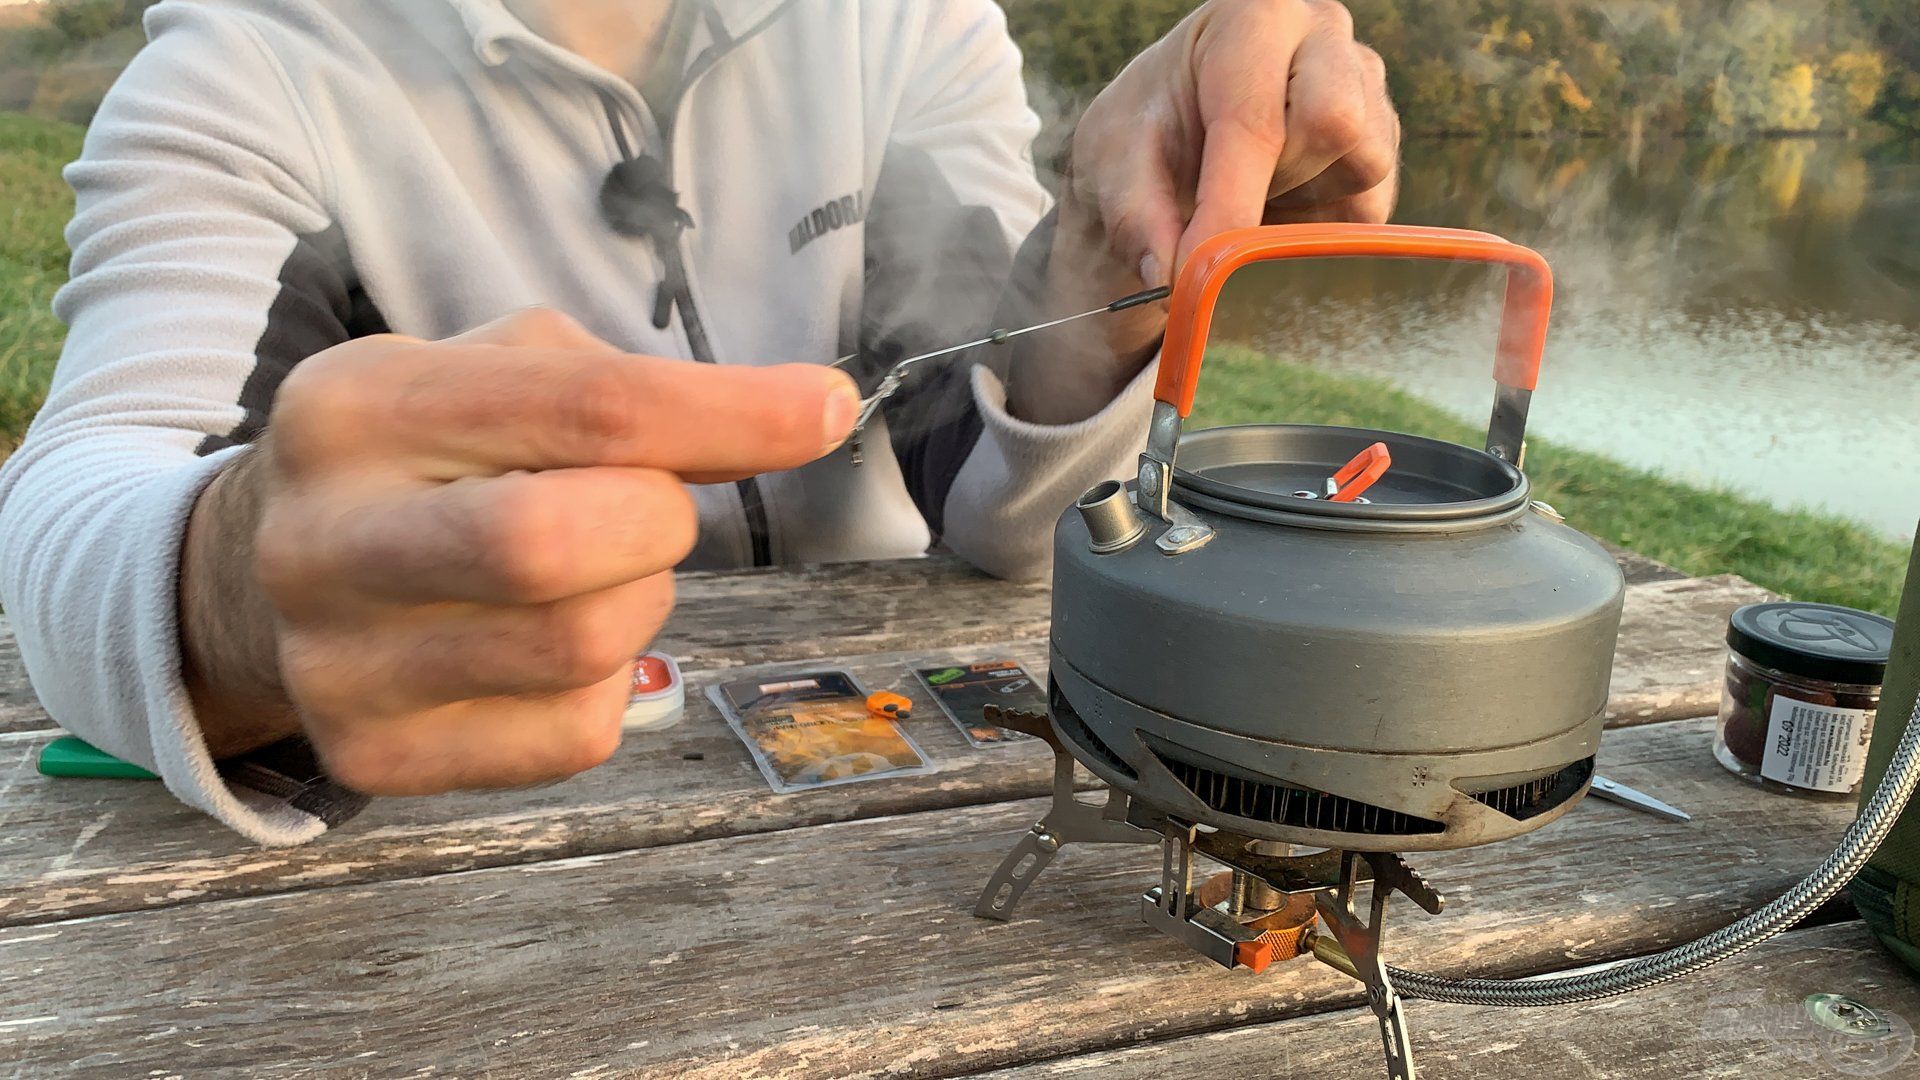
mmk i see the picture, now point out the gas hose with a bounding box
[1385,693,1920,1006]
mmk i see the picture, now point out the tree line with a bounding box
[6,0,1918,139]
[1006,0,1919,139]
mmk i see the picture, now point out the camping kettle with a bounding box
[1048,224,1627,852]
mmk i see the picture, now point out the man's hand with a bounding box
[1008,0,1399,424]
[179,309,859,795]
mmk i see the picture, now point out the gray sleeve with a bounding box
[0,6,370,844]
[864,0,1154,582]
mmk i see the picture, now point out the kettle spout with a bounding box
[1077,480,1146,554]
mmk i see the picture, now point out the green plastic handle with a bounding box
[37,736,159,780]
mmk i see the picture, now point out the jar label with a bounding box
[1761,696,1875,793]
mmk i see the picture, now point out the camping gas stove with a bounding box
[976,702,1451,1080]
[972,225,1627,1080]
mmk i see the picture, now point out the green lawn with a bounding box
[0,110,80,452]
[1191,347,1909,615]
[0,110,1908,615]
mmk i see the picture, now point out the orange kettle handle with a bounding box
[1135,224,1554,529]
[1156,223,1554,414]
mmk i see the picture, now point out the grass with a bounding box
[1191,346,1910,616]
[0,109,1909,615]
[0,110,81,454]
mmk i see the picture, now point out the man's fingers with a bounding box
[1344,174,1398,225]
[280,342,860,479]
[1100,163,1187,288]
[1174,6,1310,268]
[1173,2,1401,262]
[1341,43,1402,223]
[1264,25,1371,207]
[1075,104,1189,288]
[393,352,858,476]
[282,574,673,718]
[310,667,634,795]
[439,311,829,476]
[1261,184,1393,226]
[1179,112,1289,270]
[1265,40,1397,216]
[1177,118,1283,271]
[259,466,698,611]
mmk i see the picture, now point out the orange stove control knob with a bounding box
[1234,921,1316,974]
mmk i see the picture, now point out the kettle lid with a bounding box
[1172,423,1529,528]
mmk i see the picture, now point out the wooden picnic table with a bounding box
[2,551,1916,1078]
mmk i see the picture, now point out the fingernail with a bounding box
[1140,253,1167,289]
[823,379,859,451]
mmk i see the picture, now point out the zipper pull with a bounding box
[652,281,675,330]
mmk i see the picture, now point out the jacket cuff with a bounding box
[134,450,366,845]
[933,355,1159,582]
[968,350,1160,451]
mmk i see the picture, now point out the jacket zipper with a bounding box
[658,248,772,566]
[616,3,797,567]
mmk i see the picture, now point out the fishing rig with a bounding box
[833,285,1169,465]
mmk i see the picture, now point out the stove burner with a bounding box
[975,705,1448,1080]
[1155,751,1447,836]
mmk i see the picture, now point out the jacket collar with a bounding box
[446,0,790,66]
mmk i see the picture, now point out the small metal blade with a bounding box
[1589,774,1691,822]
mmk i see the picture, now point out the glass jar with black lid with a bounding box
[1714,601,1897,799]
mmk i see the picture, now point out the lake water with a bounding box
[1211,137,1920,542]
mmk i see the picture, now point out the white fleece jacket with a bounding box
[0,0,1157,844]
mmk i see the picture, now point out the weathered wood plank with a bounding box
[0,719,1863,1078]
[0,573,1769,927]
[1607,575,1772,726]
[0,625,43,734]
[0,557,1046,736]
[0,640,1062,927]
[0,551,1735,736]
[978,920,1920,1079]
